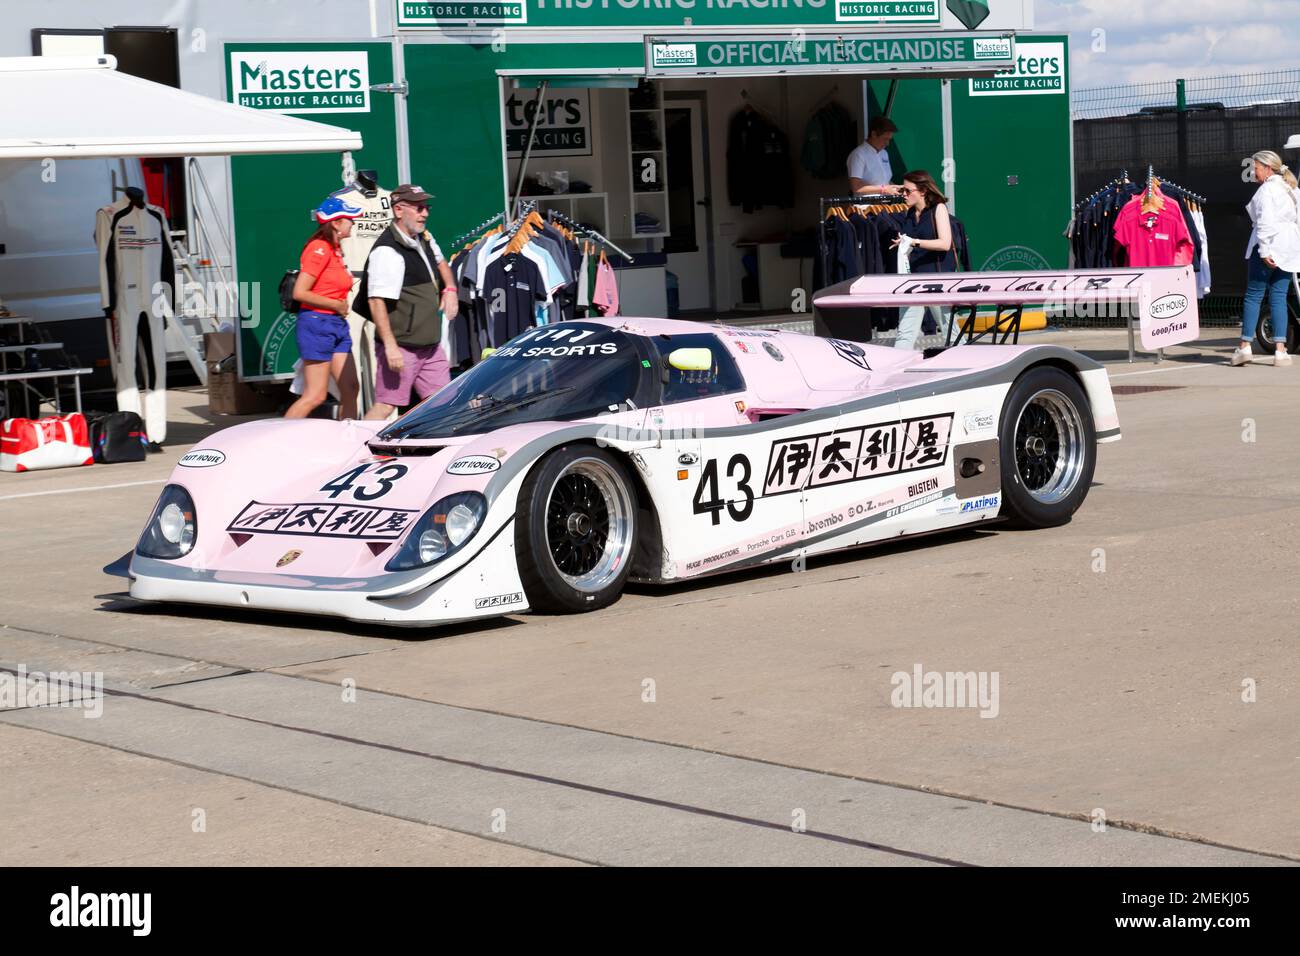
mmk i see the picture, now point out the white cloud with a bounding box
[1037,0,1300,88]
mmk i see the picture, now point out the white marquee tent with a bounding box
[0,55,362,160]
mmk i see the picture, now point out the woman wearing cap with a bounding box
[285,196,363,418]
[1231,150,1300,366]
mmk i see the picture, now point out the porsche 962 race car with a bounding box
[112,307,1123,628]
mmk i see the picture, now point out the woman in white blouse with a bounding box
[1232,150,1300,366]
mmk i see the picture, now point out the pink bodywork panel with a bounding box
[814,265,1200,350]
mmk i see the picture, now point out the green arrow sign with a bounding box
[946,0,990,30]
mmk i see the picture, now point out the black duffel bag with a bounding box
[87,411,147,463]
[279,270,301,314]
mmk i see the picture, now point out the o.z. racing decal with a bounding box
[764,414,953,496]
[227,501,418,539]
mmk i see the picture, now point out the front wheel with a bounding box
[998,367,1096,528]
[515,445,637,613]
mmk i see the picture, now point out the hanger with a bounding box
[450,211,505,250]
[546,209,635,263]
[811,84,840,113]
[740,89,778,123]
[354,169,380,197]
[1140,165,1165,214]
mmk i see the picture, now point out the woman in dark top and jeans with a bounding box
[891,170,956,349]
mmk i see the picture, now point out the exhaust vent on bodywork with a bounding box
[952,438,1000,499]
[365,443,445,457]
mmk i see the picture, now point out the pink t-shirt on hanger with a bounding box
[1112,193,1194,268]
[592,252,619,316]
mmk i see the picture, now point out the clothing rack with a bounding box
[818,194,897,291]
[1077,168,1206,209]
[819,194,894,217]
[450,211,504,249]
[546,209,635,264]
[503,200,539,243]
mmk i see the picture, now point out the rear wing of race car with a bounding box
[812,265,1200,352]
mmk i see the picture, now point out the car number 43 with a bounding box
[692,455,754,524]
[320,463,409,501]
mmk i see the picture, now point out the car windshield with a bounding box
[380,324,647,440]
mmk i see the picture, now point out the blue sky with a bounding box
[1037,0,1300,88]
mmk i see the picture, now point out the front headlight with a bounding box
[137,484,197,559]
[387,492,486,571]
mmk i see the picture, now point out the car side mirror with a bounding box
[667,348,713,371]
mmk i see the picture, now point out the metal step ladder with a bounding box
[165,158,247,386]
[167,229,215,384]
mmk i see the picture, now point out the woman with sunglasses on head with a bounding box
[890,170,956,350]
[285,196,362,419]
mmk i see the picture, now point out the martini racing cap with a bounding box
[391,183,434,204]
[314,196,363,222]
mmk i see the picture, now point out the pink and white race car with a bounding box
[112,266,1197,628]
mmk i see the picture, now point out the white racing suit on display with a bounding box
[95,197,175,443]
[336,182,392,410]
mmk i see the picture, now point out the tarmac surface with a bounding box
[2,329,1297,866]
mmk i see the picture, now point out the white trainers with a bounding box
[1275,350,1293,366]
[1230,347,1253,366]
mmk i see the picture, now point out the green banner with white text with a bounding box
[646,31,1013,76]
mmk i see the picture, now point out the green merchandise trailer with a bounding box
[225,4,1070,380]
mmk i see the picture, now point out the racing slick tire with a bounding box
[998,366,1096,529]
[516,444,637,613]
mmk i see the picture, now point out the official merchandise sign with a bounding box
[968,40,1065,96]
[505,89,593,157]
[398,0,946,29]
[646,31,1014,76]
[228,51,371,114]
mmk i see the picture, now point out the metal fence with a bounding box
[1074,70,1300,121]
[1072,71,1300,325]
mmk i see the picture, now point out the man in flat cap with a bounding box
[354,184,459,420]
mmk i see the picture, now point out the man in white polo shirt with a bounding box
[847,116,903,196]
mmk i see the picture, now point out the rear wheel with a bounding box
[516,445,637,613]
[998,367,1096,528]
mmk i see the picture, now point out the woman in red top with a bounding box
[285,196,362,419]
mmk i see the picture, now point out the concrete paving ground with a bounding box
[2,328,1297,866]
